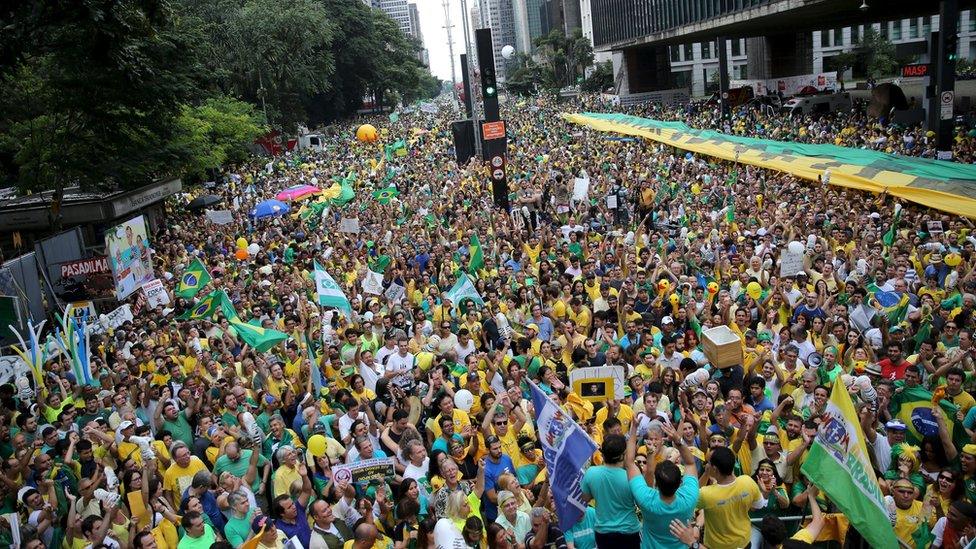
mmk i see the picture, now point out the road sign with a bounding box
[490,155,503,168]
[941,91,954,120]
[492,168,504,180]
[901,63,931,78]
[482,120,506,140]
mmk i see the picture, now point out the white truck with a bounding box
[781,92,852,116]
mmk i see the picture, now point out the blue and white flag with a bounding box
[529,381,597,532]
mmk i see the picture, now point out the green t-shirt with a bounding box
[176,523,216,549]
[224,510,255,547]
[163,411,194,446]
[580,465,641,534]
[213,450,268,493]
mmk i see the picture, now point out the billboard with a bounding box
[105,215,153,300]
[55,256,114,301]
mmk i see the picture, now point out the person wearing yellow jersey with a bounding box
[593,398,634,441]
[696,446,765,549]
[892,477,932,547]
[555,319,586,369]
[567,297,592,335]
[482,393,531,467]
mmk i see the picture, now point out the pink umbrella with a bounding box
[276,184,321,201]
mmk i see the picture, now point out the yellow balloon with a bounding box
[746,281,762,300]
[946,253,963,267]
[307,434,328,457]
[236,237,248,250]
[356,124,378,143]
[691,183,701,195]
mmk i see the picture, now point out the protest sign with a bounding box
[205,210,233,225]
[779,249,805,277]
[339,217,360,233]
[384,282,405,303]
[142,279,170,308]
[332,457,395,485]
[569,365,626,402]
[362,270,384,295]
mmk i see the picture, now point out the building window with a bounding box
[684,43,693,61]
[731,38,742,57]
[833,28,844,47]
[891,21,902,40]
[673,70,691,89]
[909,19,919,39]
[851,25,860,44]
[922,17,932,36]
[671,46,680,62]
[820,31,829,48]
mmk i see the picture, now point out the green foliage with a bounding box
[581,61,613,93]
[533,29,595,90]
[828,27,897,80]
[173,96,267,180]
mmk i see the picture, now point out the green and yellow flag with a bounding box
[373,187,400,205]
[468,234,484,274]
[800,380,898,549]
[230,319,288,352]
[177,290,227,321]
[175,258,211,299]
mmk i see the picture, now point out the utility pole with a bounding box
[442,0,458,102]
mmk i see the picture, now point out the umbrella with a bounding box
[187,194,222,211]
[251,199,291,219]
[276,184,321,202]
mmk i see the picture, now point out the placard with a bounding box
[142,278,170,308]
[339,217,360,234]
[573,177,590,201]
[205,210,233,225]
[361,270,384,295]
[105,215,154,300]
[779,249,805,277]
[927,220,944,235]
[90,304,134,334]
[332,457,395,485]
[384,282,405,303]
[569,365,626,401]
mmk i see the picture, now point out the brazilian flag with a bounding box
[230,319,288,352]
[372,187,400,205]
[175,258,211,299]
[888,385,966,447]
[177,290,226,321]
[468,234,484,274]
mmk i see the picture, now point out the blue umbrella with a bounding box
[251,199,290,219]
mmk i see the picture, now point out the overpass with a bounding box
[592,0,976,92]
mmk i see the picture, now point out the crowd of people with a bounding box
[1,91,975,549]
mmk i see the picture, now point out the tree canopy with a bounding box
[0,0,439,195]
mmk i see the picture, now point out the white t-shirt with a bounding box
[433,517,466,549]
[338,411,367,441]
[454,339,477,362]
[386,352,415,390]
[375,345,397,366]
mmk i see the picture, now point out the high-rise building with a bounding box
[511,0,532,53]
[408,3,423,41]
[374,0,412,37]
[470,0,517,81]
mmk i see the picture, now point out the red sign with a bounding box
[60,256,110,278]
[901,63,931,78]
[482,121,506,140]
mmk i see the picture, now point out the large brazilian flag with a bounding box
[889,385,966,447]
[562,112,976,218]
[175,258,212,299]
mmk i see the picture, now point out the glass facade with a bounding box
[590,0,775,48]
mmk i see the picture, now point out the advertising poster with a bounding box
[105,215,153,300]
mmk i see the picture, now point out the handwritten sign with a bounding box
[142,279,170,308]
[362,270,384,295]
[339,217,360,234]
[779,249,805,277]
[205,210,233,225]
[384,282,405,303]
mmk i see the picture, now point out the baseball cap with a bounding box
[467,370,480,381]
[526,323,539,333]
[661,316,674,325]
[118,420,135,431]
[885,420,907,431]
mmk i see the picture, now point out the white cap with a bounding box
[661,316,674,325]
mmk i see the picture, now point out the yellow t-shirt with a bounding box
[163,457,207,505]
[895,500,926,546]
[273,464,302,498]
[428,409,472,439]
[697,476,762,549]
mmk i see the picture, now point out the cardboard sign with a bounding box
[90,304,134,334]
[779,249,805,277]
[362,270,384,295]
[339,217,360,234]
[927,220,944,235]
[384,282,405,303]
[205,210,234,225]
[573,177,590,201]
[332,457,395,485]
[569,365,626,402]
[142,278,170,308]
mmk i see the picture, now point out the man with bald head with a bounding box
[344,521,382,549]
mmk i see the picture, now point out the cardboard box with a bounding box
[702,325,743,369]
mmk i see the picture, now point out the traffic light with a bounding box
[946,32,959,62]
[482,68,497,98]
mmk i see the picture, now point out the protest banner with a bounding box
[105,215,154,300]
[331,457,396,485]
[339,217,360,233]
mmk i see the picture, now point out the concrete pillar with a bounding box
[746,37,771,80]
[747,32,814,80]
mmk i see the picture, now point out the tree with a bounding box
[861,27,897,79]
[533,29,594,90]
[581,61,614,93]
[172,96,267,181]
[505,53,545,96]
[0,0,206,199]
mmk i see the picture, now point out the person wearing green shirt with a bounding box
[155,396,200,447]
[214,440,269,495]
[223,491,256,547]
[177,511,216,549]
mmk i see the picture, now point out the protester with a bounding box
[3,90,975,549]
